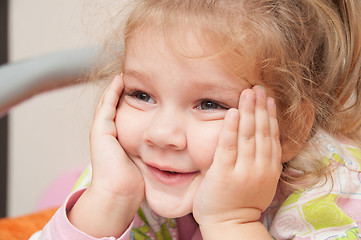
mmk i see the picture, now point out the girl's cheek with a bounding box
[187,121,222,170]
[115,106,142,154]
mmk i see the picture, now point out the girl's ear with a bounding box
[281,101,315,163]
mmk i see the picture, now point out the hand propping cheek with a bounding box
[68,75,145,238]
[193,86,282,226]
[89,75,145,205]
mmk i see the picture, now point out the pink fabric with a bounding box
[177,214,202,240]
[40,189,132,240]
[39,188,201,240]
[336,197,361,227]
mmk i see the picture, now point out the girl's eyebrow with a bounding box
[188,76,252,92]
[123,69,150,81]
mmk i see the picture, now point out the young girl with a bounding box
[31,0,361,239]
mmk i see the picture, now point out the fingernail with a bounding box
[255,86,266,98]
[246,91,255,102]
[228,108,239,121]
[267,97,275,108]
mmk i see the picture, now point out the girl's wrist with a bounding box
[86,183,143,218]
[89,177,144,201]
[68,186,141,238]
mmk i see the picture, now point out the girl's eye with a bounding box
[198,100,225,110]
[131,91,155,103]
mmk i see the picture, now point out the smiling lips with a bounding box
[146,164,198,185]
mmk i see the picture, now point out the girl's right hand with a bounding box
[90,75,145,207]
[68,75,145,238]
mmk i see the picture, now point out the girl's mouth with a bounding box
[146,164,198,185]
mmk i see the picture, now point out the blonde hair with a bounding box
[99,0,361,191]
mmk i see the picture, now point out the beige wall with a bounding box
[8,0,99,217]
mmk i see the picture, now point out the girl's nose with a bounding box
[143,108,187,151]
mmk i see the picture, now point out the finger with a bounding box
[212,108,240,169]
[237,89,256,164]
[267,97,282,169]
[98,75,124,111]
[253,86,272,164]
[96,75,123,120]
[92,75,123,136]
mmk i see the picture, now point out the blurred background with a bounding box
[0,0,107,217]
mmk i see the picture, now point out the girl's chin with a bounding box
[145,194,193,218]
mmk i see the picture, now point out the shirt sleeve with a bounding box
[30,188,134,240]
[29,165,135,240]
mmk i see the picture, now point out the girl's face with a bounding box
[115,30,257,218]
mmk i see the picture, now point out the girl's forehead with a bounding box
[124,19,261,83]
[126,24,255,70]
[124,27,260,89]
[126,25,217,58]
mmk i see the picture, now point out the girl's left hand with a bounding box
[193,86,282,228]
